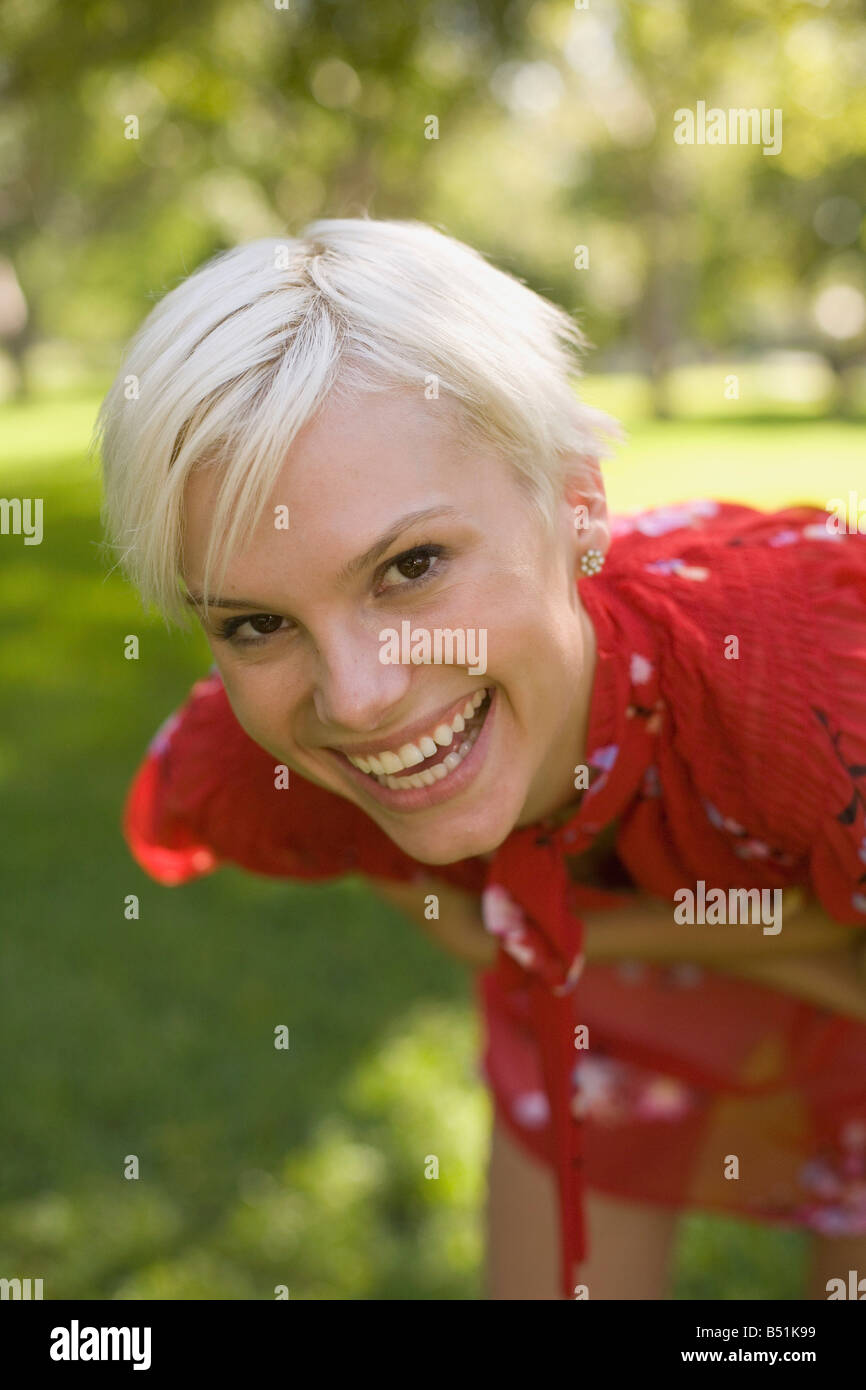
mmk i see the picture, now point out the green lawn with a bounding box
[2,380,861,1299]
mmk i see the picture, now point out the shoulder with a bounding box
[124,670,410,884]
[605,498,853,681]
[600,500,866,851]
[124,669,486,892]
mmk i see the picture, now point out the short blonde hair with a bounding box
[96,217,622,625]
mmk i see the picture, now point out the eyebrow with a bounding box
[185,505,461,611]
[337,505,460,584]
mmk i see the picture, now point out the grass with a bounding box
[1,375,861,1299]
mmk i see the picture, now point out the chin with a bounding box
[380,802,519,867]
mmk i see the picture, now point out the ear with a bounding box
[560,454,610,570]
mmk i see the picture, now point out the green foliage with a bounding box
[673,1214,806,1302]
[1,1,864,405]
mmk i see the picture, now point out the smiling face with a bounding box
[182,387,604,865]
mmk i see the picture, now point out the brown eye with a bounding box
[379,544,446,593]
[249,614,284,634]
[396,553,432,580]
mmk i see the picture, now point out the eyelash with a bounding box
[377,543,446,597]
[214,543,448,648]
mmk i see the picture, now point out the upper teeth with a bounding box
[346,688,488,776]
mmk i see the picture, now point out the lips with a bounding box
[363,690,492,789]
[332,687,490,778]
[335,686,498,811]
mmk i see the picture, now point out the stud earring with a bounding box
[579,547,605,576]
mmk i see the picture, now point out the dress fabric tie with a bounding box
[484,827,637,1299]
[480,579,664,1299]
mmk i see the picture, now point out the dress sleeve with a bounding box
[805,532,866,924]
[604,501,866,928]
[123,670,485,894]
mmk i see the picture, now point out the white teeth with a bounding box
[351,688,491,789]
[397,742,424,768]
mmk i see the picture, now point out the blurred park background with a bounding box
[1,0,865,1299]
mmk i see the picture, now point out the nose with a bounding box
[312,627,413,735]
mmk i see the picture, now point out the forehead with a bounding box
[182,387,514,592]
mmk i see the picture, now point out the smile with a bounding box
[343,688,491,789]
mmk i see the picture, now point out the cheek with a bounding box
[461,565,544,641]
[491,586,565,664]
[212,660,288,740]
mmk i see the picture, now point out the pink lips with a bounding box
[330,686,488,761]
[336,688,497,813]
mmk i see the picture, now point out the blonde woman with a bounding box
[98,219,866,1300]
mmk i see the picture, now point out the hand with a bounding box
[368,875,496,968]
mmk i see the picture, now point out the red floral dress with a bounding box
[123,501,866,1299]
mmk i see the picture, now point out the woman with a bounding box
[98,218,866,1301]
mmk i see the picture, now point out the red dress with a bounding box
[123,500,866,1299]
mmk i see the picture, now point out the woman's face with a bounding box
[183,387,604,865]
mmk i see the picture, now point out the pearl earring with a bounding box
[579,547,605,576]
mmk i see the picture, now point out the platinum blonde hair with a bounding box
[96,217,622,626]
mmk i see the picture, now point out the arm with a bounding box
[368,876,866,1018]
[580,888,856,964]
[711,949,866,1022]
[585,889,866,1021]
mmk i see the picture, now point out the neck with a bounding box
[517,598,599,828]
